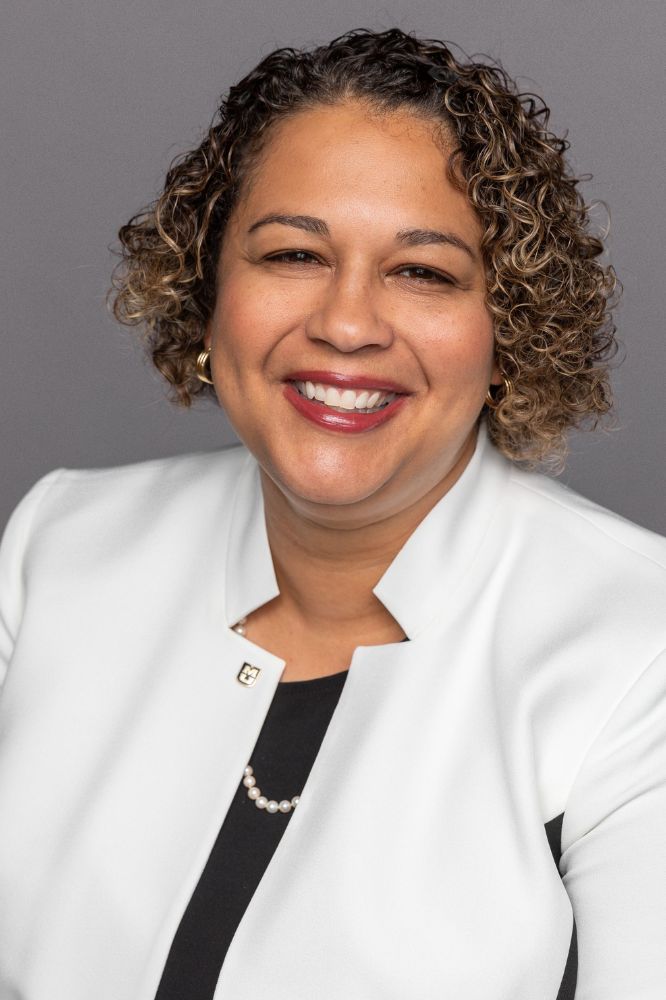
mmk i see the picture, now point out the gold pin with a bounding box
[237,662,261,687]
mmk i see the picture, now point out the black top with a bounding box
[154,668,349,1000]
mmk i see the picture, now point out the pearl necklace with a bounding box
[233,616,301,816]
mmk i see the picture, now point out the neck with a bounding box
[258,428,478,635]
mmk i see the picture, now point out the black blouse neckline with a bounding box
[276,668,349,691]
[275,638,409,690]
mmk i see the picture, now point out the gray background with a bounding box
[2,0,665,534]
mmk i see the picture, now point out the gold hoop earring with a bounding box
[196,348,214,385]
[484,375,513,410]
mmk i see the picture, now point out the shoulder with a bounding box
[41,444,249,506]
[490,460,666,678]
[504,462,666,575]
[2,446,251,569]
[34,444,247,505]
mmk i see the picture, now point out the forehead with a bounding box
[264,99,452,151]
[233,101,476,234]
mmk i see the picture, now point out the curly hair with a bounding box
[110,26,619,469]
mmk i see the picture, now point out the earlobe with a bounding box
[490,357,503,386]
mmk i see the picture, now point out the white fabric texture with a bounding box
[0,423,665,1000]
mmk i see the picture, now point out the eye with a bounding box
[396,265,453,285]
[264,250,320,265]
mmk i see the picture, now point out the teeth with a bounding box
[324,386,341,407]
[293,380,398,413]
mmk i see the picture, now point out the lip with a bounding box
[283,382,407,434]
[284,370,411,394]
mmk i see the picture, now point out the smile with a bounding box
[291,380,397,414]
[282,378,408,434]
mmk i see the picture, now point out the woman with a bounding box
[0,26,664,1000]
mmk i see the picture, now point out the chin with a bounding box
[264,447,393,510]
[285,468,385,508]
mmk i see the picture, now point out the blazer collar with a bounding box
[224,421,511,638]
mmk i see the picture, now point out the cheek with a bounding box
[417,305,495,385]
[209,290,268,375]
[210,275,302,362]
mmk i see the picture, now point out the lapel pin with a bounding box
[237,662,261,687]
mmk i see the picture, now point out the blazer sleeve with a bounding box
[0,470,64,690]
[560,646,666,1000]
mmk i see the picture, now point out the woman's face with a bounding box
[206,100,499,525]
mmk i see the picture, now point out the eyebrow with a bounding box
[246,213,477,261]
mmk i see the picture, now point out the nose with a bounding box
[304,267,394,353]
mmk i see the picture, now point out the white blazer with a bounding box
[1,423,665,1000]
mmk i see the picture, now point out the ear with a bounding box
[489,355,503,386]
[203,323,212,352]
